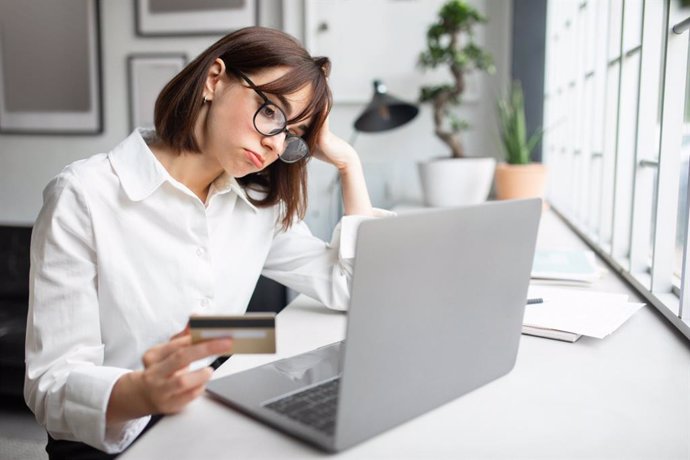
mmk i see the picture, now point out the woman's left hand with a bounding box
[311,117,359,172]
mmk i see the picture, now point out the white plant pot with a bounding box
[418,157,496,207]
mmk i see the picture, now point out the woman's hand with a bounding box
[311,117,359,172]
[107,329,231,423]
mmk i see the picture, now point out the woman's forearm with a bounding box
[338,156,374,217]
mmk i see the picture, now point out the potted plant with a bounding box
[495,81,547,201]
[417,0,496,207]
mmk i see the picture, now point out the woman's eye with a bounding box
[260,105,276,119]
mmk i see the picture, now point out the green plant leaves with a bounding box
[439,0,486,31]
[497,81,544,165]
[417,0,494,158]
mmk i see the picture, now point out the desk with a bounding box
[121,211,690,459]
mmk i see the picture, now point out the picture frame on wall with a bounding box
[127,54,187,131]
[0,0,102,134]
[135,0,258,36]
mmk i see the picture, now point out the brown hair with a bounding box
[154,27,332,229]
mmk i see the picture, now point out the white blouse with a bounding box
[24,129,386,453]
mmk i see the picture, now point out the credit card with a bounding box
[189,313,276,355]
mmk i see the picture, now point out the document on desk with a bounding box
[522,286,644,340]
[531,249,600,283]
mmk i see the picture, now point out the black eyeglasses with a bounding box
[229,68,309,164]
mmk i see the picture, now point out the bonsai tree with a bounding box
[497,81,543,165]
[418,0,494,159]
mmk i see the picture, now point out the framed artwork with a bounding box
[135,0,258,36]
[0,0,102,134]
[127,54,187,131]
[303,0,484,104]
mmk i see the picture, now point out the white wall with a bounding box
[302,0,512,238]
[0,0,511,236]
[0,0,280,225]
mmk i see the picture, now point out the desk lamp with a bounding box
[351,80,419,143]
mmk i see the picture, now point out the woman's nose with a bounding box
[260,132,286,158]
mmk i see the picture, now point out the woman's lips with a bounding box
[245,149,264,168]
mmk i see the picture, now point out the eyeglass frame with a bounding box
[226,67,310,164]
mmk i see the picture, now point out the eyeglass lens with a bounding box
[253,103,309,163]
[254,103,286,135]
[281,136,309,163]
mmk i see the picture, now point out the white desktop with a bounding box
[121,210,690,460]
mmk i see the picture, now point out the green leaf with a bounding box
[449,114,470,132]
[496,80,545,164]
[420,0,495,157]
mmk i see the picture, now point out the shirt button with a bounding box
[196,247,205,257]
[200,298,211,309]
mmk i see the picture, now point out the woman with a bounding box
[25,27,385,458]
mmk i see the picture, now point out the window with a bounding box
[676,45,690,281]
[544,0,690,338]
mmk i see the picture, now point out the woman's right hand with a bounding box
[107,331,232,423]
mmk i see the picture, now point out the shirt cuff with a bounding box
[333,208,395,260]
[63,366,150,453]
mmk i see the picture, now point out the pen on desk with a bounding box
[526,297,544,305]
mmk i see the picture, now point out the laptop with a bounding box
[206,198,542,452]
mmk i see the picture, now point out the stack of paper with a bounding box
[522,285,644,342]
[531,249,600,283]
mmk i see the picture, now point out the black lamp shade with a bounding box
[353,80,419,133]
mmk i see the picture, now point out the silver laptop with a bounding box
[206,198,542,452]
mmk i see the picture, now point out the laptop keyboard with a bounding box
[262,377,340,435]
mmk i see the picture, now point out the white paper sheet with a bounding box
[524,286,644,339]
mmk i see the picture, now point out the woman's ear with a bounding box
[203,58,227,102]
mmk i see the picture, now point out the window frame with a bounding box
[544,0,690,339]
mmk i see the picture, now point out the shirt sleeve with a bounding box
[24,170,149,453]
[261,208,394,311]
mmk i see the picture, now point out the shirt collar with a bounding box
[208,172,258,212]
[108,129,257,212]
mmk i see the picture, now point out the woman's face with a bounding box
[199,64,314,178]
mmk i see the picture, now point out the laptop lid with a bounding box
[206,199,541,452]
[333,198,541,450]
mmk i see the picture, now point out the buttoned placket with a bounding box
[190,198,215,314]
